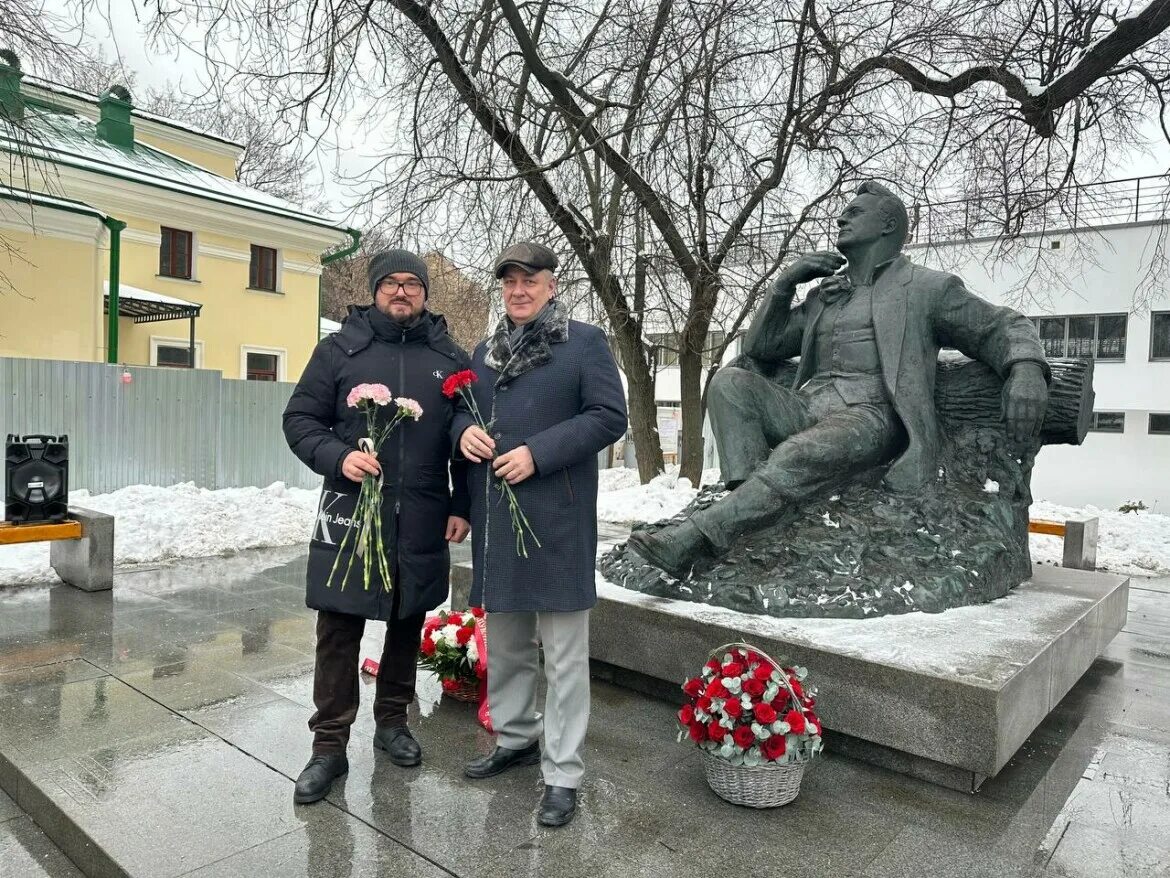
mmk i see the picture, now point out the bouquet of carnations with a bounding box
[326,383,423,592]
[678,642,823,807]
[418,608,486,702]
[442,368,540,557]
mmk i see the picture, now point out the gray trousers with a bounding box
[695,366,904,552]
[486,610,590,789]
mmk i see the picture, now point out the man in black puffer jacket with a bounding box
[282,249,471,804]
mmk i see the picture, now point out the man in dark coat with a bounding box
[629,182,1049,578]
[452,242,627,827]
[282,249,471,804]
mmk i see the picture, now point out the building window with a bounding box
[1029,314,1127,361]
[150,336,203,369]
[160,227,194,279]
[1089,412,1125,433]
[241,346,286,382]
[1150,414,1170,435]
[249,245,279,292]
[1152,312,1170,360]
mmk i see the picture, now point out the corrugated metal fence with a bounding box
[0,357,318,493]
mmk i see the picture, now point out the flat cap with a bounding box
[493,241,559,278]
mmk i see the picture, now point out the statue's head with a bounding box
[835,181,909,254]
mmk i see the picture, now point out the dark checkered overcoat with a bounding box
[451,301,627,612]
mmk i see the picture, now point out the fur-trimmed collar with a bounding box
[484,299,570,385]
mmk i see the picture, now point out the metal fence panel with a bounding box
[1,357,319,493]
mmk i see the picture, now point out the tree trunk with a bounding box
[677,346,705,485]
[626,355,664,483]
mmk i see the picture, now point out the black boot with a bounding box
[293,753,349,804]
[374,724,421,767]
[626,520,716,580]
[538,785,577,827]
[464,742,541,779]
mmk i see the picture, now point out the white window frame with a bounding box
[240,345,288,382]
[150,335,204,368]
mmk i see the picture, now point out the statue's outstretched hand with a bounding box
[781,251,846,286]
[1002,362,1048,446]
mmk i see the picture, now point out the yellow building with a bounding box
[0,51,359,380]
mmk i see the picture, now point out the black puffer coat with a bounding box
[283,306,470,620]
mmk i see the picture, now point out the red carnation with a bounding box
[441,678,460,693]
[754,703,777,724]
[447,613,464,627]
[469,606,485,618]
[743,678,766,698]
[682,677,703,698]
[696,694,713,713]
[723,698,742,719]
[705,679,729,699]
[721,662,744,679]
[688,721,707,743]
[771,693,790,711]
[708,721,727,742]
[762,734,787,761]
[678,705,695,726]
[753,663,773,682]
[786,709,807,734]
[455,626,473,646]
[441,369,478,399]
[420,637,436,657]
[788,678,805,700]
[733,726,756,750]
[705,658,721,672]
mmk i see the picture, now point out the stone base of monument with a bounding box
[590,565,1128,792]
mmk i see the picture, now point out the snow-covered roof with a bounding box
[320,317,342,335]
[0,183,108,220]
[103,281,201,310]
[0,104,346,233]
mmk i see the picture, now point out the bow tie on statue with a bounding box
[815,272,854,306]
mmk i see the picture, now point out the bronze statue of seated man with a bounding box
[628,182,1051,580]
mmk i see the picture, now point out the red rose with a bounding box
[733,726,756,750]
[754,703,777,724]
[441,369,478,399]
[721,662,744,679]
[786,709,807,734]
[788,678,804,700]
[705,659,721,673]
[771,693,790,711]
[447,613,464,627]
[697,694,713,713]
[753,663,773,682]
[762,734,787,761]
[682,677,703,698]
[420,637,436,657]
[708,721,727,742]
[688,721,707,743]
[678,705,695,726]
[705,679,729,699]
[743,678,766,698]
[441,678,460,692]
[469,606,485,618]
[723,698,742,719]
[455,626,473,646]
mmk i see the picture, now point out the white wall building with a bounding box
[645,176,1170,509]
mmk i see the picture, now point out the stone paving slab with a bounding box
[0,549,1168,877]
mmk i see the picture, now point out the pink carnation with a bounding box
[396,398,423,420]
[346,383,393,408]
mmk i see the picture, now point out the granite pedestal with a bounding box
[48,507,114,593]
[590,566,1128,792]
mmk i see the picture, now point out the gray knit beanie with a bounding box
[368,249,429,299]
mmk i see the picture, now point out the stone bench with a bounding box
[5,507,115,592]
[1029,516,1098,571]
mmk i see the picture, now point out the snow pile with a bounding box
[597,466,721,525]
[0,482,321,585]
[1029,500,1170,576]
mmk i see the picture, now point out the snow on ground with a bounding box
[0,483,320,585]
[1029,499,1170,577]
[596,466,721,525]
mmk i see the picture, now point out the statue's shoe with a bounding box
[626,520,713,580]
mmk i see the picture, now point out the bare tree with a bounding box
[147,0,1170,483]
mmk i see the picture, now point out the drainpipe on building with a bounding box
[104,218,127,363]
[319,228,362,333]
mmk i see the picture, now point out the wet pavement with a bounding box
[0,550,1167,877]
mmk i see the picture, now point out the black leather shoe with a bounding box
[374,724,421,767]
[538,785,577,827]
[626,520,715,580]
[293,753,348,804]
[464,742,540,779]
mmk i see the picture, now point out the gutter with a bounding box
[0,188,124,362]
[318,227,362,334]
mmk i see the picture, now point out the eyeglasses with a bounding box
[379,279,425,296]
